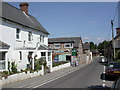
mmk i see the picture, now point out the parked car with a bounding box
[105,62,120,79]
[99,57,108,63]
[111,76,120,90]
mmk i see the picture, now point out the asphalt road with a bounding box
[35,57,113,88]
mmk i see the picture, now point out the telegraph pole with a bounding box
[111,20,115,61]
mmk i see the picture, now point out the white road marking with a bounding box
[32,68,79,88]
[102,66,106,87]
[30,65,86,89]
[20,64,87,89]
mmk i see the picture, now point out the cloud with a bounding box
[95,37,104,43]
[83,37,90,40]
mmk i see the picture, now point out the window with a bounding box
[64,43,73,48]
[0,52,6,60]
[48,52,51,61]
[40,35,44,43]
[54,43,61,48]
[16,28,20,39]
[41,52,46,56]
[41,52,46,61]
[19,51,22,60]
[28,31,32,41]
[42,36,44,43]
[40,35,42,42]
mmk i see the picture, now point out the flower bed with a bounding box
[1,65,44,85]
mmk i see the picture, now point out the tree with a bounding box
[97,40,110,56]
[90,41,95,50]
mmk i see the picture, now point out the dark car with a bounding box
[106,62,120,78]
[111,76,120,90]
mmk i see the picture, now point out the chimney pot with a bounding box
[19,3,29,15]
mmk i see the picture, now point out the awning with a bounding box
[15,47,35,50]
[0,40,10,49]
[38,44,55,50]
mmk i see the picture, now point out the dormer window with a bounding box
[16,28,20,39]
[28,31,33,41]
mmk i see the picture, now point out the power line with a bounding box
[113,2,118,22]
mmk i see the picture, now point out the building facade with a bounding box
[0,2,52,71]
[48,37,83,62]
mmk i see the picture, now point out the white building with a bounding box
[0,2,52,71]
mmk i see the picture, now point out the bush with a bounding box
[24,68,30,74]
[2,71,9,79]
[34,58,46,71]
[11,62,17,74]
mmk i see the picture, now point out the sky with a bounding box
[8,2,119,44]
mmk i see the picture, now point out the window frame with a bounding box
[28,31,33,41]
[64,43,73,48]
[54,43,61,49]
[16,28,20,40]
[19,51,22,61]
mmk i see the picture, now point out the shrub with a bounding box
[2,71,9,79]
[11,62,17,74]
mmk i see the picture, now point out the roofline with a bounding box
[48,41,75,43]
[2,17,50,35]
[49,37,81,39]
[2,2,50,35]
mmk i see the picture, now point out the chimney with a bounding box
[19,3,29,15]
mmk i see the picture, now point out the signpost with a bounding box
[71,48,78,66]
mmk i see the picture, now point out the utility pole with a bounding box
[111,20,115,61]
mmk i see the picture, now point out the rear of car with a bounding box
[106,62,120,78]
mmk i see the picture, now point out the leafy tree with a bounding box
[90,41,95,50]
[98,40,110,56]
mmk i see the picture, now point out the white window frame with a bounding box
[54,43,61,49]
[19,51,22,61]
[40,35,44,43]
[28,31,33,41]
[42,36,44,43]
[16,28,20,40]
[64,43,73,48]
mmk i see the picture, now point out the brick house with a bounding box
[48,37,83,62]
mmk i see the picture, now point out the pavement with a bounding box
[2,60,88,88]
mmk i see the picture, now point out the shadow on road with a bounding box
[87,85,110,90]
[100,73,118,81]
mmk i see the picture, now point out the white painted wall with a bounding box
[0,19,49,71]
[0,20,48,48]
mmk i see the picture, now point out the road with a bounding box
[34,57,113,88]
[2,57,114,89]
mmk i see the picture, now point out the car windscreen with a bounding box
[107,63,120,69]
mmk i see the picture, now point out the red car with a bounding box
[106,62,120,78]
